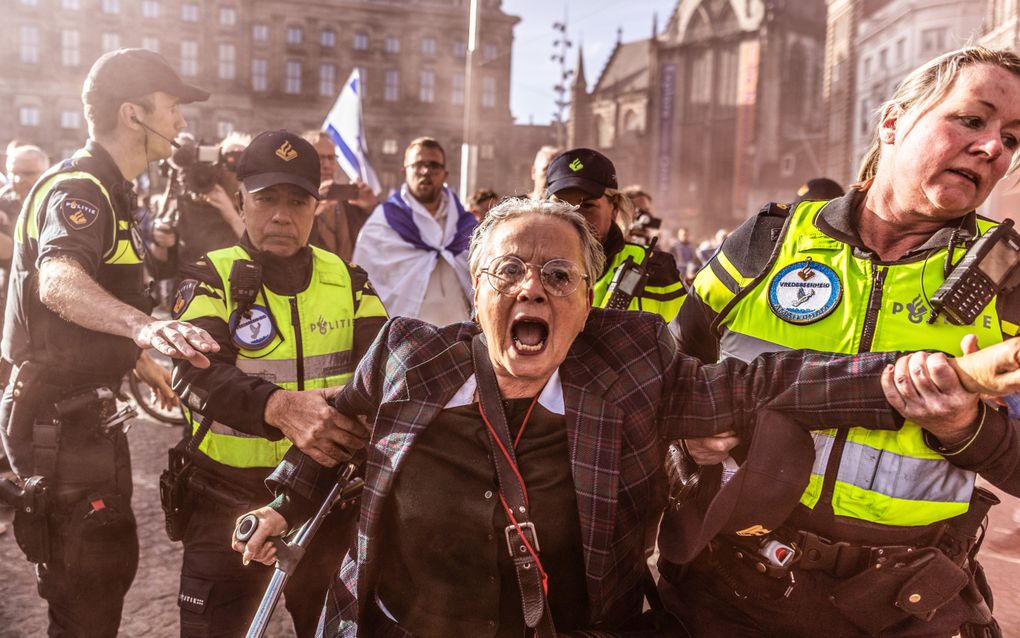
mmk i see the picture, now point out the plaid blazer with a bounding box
[268,308,900,637]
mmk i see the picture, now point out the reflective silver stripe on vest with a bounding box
[720,329,794,363]
[235,351,354,385]
[209,420,263,439]
[809,433,973,503]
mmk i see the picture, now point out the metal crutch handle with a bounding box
[235,514,259,542]
[243,462,359,638]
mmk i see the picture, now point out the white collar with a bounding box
[443,368,565,415]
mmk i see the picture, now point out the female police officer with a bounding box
[660,46,1020,637]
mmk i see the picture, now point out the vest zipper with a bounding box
[290,297,305,391]
[815,265,888,517]
[858,266,888,353]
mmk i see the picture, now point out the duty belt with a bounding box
[783,530,916,578]
[720,530,917,579]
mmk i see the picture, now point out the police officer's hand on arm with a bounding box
[38,254,220,367]
[682,431,740,465]
[882,335,1020,445]
[263,388,370,467]
[231,506,288,566]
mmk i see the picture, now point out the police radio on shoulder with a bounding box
[929,219,1020,326]
[604,237,657,310]
[229,260,262,307]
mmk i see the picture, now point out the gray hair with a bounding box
[6,144,49,172]
[468,197,606,286]
[858,46,1020,183]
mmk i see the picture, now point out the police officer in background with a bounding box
[0,48,217,637]
[659,46,1020,637]
[546,148,685,322]
[170,130,387,637]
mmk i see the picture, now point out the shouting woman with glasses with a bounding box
[233,198,1020,638]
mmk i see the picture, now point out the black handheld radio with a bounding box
[929,219,1020,325]
[227,259,264,341]
[604,237,657,310]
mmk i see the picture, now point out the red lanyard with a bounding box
[478,394,549,594]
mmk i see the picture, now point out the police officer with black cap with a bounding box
[0,49,218,637]
[169,130,386,637]
[545,148,686,322]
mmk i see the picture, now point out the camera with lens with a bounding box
[164,134,241,200]
[627,209,663,245]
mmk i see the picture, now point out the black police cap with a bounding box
[792,177,845,206]
[83,48,210,105]
[545,148,618,198]
[236,130,321,199]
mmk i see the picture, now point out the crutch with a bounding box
[234,462,362,638]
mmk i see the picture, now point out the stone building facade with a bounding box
[3,0,547,197]
[980,0,1020,220]
[568,0,829,236]
[851,1,985,177]
[821,0,864,186]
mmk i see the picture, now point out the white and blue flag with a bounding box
[322,69,381,193]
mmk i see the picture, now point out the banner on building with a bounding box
[657,63,677,200]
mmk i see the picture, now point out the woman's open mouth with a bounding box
[511,317,549,354]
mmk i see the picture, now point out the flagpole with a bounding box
[459,0,480,198]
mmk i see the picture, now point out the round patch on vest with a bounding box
[229,305,277,350]
[768,259,842,324]
[60,198,100,230]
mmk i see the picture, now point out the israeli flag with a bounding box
[322,69,381,193]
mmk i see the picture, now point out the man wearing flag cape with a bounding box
[353,137,476,323]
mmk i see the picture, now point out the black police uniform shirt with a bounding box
[2,140,150,384]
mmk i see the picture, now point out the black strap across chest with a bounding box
[471,334,557,637]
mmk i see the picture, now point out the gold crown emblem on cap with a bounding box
[275,140,298,162]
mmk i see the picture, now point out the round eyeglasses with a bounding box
[480,255,588,297]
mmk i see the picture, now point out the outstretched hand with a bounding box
[949,335,1020,396]
[134,319,219,368]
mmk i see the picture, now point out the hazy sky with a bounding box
[502,0,678,125]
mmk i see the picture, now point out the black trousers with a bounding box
[658,552,972,638]
[179,490,356,638]
[0,375,138,638]
[27,428,138,638]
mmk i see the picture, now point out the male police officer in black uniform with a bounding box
[0,49,218,637]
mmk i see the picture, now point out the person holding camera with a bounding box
[0,48,218,638]
[546,148,685,322]
[304,130,377,262]
[149,132,249,277]
[168,130,387,638]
